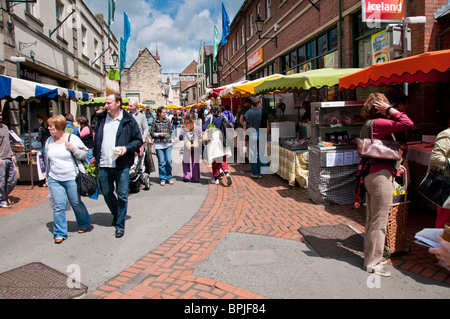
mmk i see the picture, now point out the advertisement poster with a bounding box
[371,29,390,64]
[362,0,405,22]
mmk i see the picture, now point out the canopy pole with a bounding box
[27,101,34,189]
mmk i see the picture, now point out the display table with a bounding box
[406,142,435,210]
[268,143,308,188]
[15,151,45,187]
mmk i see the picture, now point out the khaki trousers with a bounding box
[363,169,393,269]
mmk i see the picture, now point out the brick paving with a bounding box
[2,163,449,299]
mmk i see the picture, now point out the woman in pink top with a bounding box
[358,93,413,277]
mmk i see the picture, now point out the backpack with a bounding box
[220,115,235,147]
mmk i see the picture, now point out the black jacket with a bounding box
[93,109,143,169]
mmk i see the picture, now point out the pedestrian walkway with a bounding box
[3,163,449,299]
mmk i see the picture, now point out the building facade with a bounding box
[179,60,198,107]
[120,48,164,107]
[216,0,450,134]
[0,0,120,134]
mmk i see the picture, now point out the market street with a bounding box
[0,154,449,299]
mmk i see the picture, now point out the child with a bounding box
[179,114,202,182]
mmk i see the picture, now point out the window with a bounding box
[266,0,271,19]
[249,13,254,37]
[257,2,261,17]
[242,24,245,46]
[26,2,38,17]
[81,26,88,56]
[94,39,99,65]
[56,1,64,38]
[236,33,239,51]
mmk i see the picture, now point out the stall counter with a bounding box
[268,143,308,188]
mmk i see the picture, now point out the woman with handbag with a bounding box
[45,115,91,244]
[428,127,450,228]
[356,93,413,277]
[151,106,174,186]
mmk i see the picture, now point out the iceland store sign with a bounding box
[362,0,405,22]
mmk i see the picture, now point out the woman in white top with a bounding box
[45,115,91,244]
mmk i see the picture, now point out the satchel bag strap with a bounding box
[67,134,80,174]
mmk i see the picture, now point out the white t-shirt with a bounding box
[47,139,78,182]
[100,111,122,168]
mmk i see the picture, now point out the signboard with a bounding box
[362,0,405,22]
[371,29,390,64]
[247,48,264,71]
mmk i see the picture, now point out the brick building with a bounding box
[216,0,450,135]
[180,60,198,106]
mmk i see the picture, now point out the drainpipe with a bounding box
[338,0,343,68]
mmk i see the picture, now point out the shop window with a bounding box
[298,46,306,64]
[329,28,338,50]
[317,33,327,55]
[290,50,297,68]
[306,40,316,60]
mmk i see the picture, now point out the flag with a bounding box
[213,26,219,64]
[108,0,116,26]
[120,37,126,73]
[124,12,130,46]
[221,2,230,50]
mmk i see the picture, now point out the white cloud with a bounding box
[83,0,243,73]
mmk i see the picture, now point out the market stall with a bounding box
[0,75,93,186]
[253,68,362,194]
[339,50,450,209]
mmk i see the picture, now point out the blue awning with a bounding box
[0,75,93,102]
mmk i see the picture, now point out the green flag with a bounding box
[213,26,219,64]
[108,0,116,26]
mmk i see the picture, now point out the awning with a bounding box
[254,69,361,95]
[206,80,250,99]
[0,75,93,102]
[77,97,130,107]
[339,50,450,91]
[166,104,181,109]
[220,74,282,98]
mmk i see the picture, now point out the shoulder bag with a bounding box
[356,120,404,161]
[68,135,97,197]
[418,157,450,209]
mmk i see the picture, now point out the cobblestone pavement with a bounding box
[3,163,449,299]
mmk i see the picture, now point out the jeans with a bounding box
[98,167,130,231]
[0,158,17,206]
[48,176,91,239]
[156,145,173,183]
[248,131,262,177]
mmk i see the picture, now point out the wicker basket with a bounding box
[385,170,411,256]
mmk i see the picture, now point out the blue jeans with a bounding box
[248,131,262,177]
[156,145,173,183]
[48,176,91,239]
[98,167,130,231]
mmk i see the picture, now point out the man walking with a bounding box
[243,97,269,178]
[129,100,148,141]
[0,111,17,208]
[93,93,143,238]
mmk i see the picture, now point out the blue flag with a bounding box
[221,2,230,50]
[120,37,126,74]
[124,12,130,46]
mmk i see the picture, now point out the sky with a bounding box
[83,0,244,73]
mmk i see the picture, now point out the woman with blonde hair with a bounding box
[179,113,202,182]
[356,93,413,276]
[45,115,91,244]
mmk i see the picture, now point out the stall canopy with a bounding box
[254,69,361,95]
[206,80,250,99]
[220,74,282,98]
[339,50,450,90]
[77,96,129,107]
[0,75,93,102]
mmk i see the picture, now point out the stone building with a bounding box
[120,48,164,107]
[179,60,198,107]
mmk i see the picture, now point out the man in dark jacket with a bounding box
[93,93,143,238]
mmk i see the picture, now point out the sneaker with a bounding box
[251,174,260,179]
[212,178,219,185]
[367,264,391,277]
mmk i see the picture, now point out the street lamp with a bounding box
[255,15,278,48]
[104,50,119,69]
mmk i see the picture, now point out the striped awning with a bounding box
[0,75,93,101]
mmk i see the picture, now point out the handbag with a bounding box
[68,135,98,197]
[418,157,450,208]
[356,120,404,161]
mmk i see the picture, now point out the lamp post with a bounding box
[255,15,278,48]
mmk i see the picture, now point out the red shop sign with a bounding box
[362,0,405,22]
